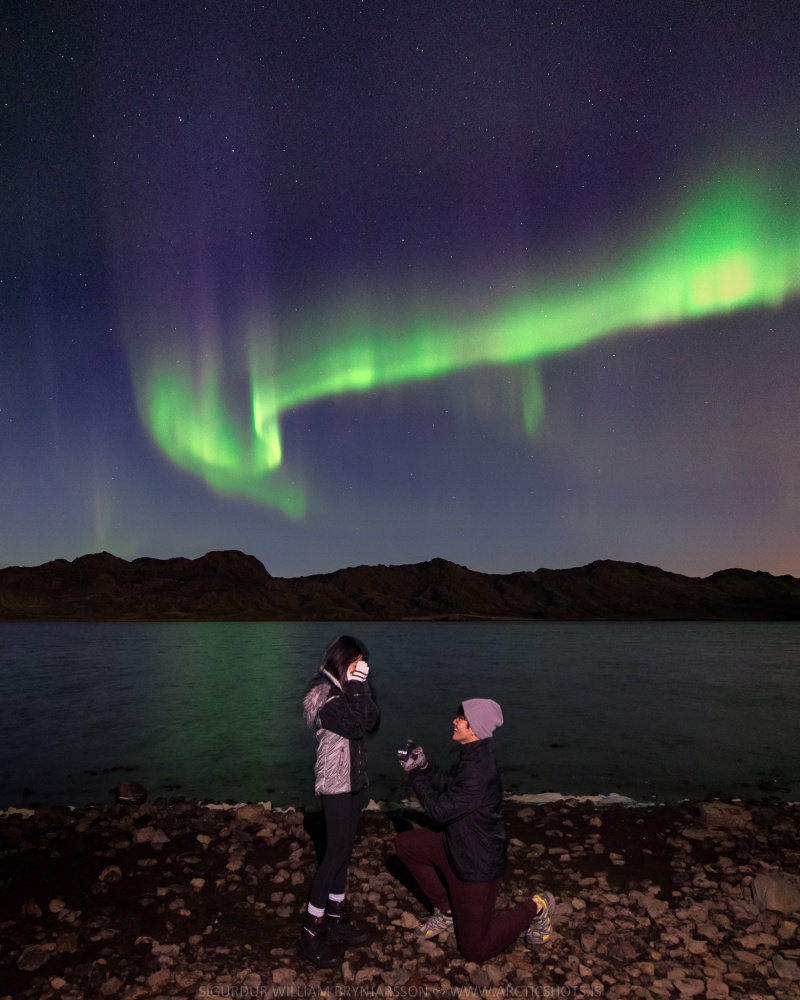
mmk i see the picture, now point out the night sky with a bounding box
[3,1,799,578]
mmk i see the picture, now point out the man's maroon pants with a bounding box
[395,826,538,963]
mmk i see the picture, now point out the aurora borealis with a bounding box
[3,1,800,577]
[140,170,800,517]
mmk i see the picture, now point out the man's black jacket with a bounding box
[410,738,507,881]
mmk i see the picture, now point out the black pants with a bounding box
[308,789,364,909]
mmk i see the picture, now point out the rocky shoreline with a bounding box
[1,795,799,999]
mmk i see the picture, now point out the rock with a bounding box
[272,968,297,984]
[132,826,157,844]
[667,967,690,982]
[695,922,723,943]
[733,949,762,965]
[17,944,52,971]
[646,898,670,922]
[354,967,383,983]
[146,967,171,989]
[630,889,669,920]
[152,942,180,957]
[56,932,79,953]
[610,934,643,962]
[120,987,150,999]
[699,802,751,830]
[685,902,709,923]
[418,939,444,957]
[50,978,67,991]
[676,980,704,997]
[773,954,800,981]
[705,980,729,999]
[738,932,779,949]
[751,873,800,914]
[467,965,493,989]
[99,976,122,995]
[235,803,266,824]
[49,897,66,913]
[484,965,506,986]
[98,865,123,883]
[392,910,420,929]
[382,968,413,987]
[114,781,147,804]
[680,827,713,841]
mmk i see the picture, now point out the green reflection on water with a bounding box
[137,623,311,803]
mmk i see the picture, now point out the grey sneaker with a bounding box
[526,891,555,945]
[416,909,454,939]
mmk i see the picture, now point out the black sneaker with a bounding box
[324,913,370,945]
[296,930,342,969]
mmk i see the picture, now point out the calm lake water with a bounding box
[1,621,798,809]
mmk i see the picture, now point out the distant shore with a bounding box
[1,794,799,999]
[2,549,800,622]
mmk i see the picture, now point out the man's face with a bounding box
[452,712,478,744]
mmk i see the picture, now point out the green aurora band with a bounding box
[138,171,800,516]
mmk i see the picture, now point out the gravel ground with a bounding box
[1,795,799,999]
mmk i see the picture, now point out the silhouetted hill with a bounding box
[1,551,799,620]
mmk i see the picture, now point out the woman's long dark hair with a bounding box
[321,634,369,687]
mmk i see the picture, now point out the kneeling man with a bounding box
[395,699,555,963]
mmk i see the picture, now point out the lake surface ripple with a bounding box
[1,621,798,808]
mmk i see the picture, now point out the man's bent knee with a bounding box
[458,941,496,963]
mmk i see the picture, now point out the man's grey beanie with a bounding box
[463,698,504,739]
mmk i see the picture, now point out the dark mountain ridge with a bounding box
[1,551,799,621]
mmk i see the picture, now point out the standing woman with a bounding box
[299,635,380,968]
